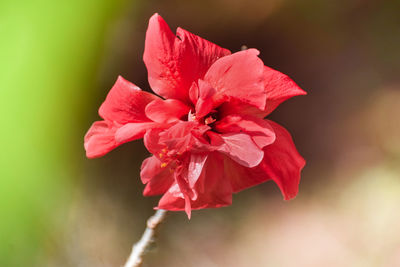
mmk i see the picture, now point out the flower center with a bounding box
[204,115,216,125]
[187,108,220,131]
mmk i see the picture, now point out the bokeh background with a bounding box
[1,0,400,266]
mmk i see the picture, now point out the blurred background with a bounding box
[1,0,399,266]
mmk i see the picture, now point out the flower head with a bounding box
[84,13,306,218]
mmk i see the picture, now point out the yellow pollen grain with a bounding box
[160,162,168,168]
[159,153,163,158]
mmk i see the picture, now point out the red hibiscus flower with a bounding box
[84,13,306,218]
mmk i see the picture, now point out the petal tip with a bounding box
[115,75,130,86]
[186,211,192,220]
[85,151,99,159]
[150,13,162,21]
[299,89,308,95]
[293,85,307,96]
[247,48,260,56]
[283,193,297,201]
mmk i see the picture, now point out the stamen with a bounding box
[188,110,196,121]
[205,116,216,125]
[160,162,168,168]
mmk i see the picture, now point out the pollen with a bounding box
[160,162,168,168]
[159,153,163,158]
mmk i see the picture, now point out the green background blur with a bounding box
[1,0,399,266]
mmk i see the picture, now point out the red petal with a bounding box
[158,121,210,154]
[218,99,266,118]
[141,156,174,196]
[188,82,199,105]
[215,114,276,149]
[223,121,305,197]
[157,153,232,215]
[174,166,194,219]
[155,161,197,218]
[263,66,306,116]
[99,76,159,124]
[84,121,117,158]
[143,173,174,196]
[217,132,264,168]
[143,128,166,156]
[145,98,190,123]
[219,66,306,118]
[114,122,157,145]
[193,153,233,206]
[195,79,217,118]
[261,120,306,200]
[188,153,208,188]
[156,183,186,211]
[85,120,155,158]
[141,156,163,183]
[224,156,272,193]
[204,49,266,109]
[143,14,230,102]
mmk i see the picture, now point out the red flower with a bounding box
[84,14,306,218]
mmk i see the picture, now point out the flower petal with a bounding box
[99,76,159,124]
[156,183,186,211]
[143,13,230,102]
[145,98,191,123]
[223,121,305,197]
[155,161,198,219]
[174,166,194,219]
[263,66,307,116]
[261,120,306,200]
[84,121,117,158]
[216,132,264,168]
[188,82,199,105]
[143,172,174,196]
[85,120,156,158]
[215,114,276,149]
[224,156,272,193]
[204,49,266,109]
[157,153,232,216]
[188,153,208,188]
[141,156,163,183]
[143,128,166,156]
[158,121,210,154]
[195,79,217,118]
[219,66,306,118]
[115,122,157,146]
[141,156,174,196]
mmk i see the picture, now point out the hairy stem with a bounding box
[123,209,167,267]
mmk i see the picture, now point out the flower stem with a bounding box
[123,209,168,267]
